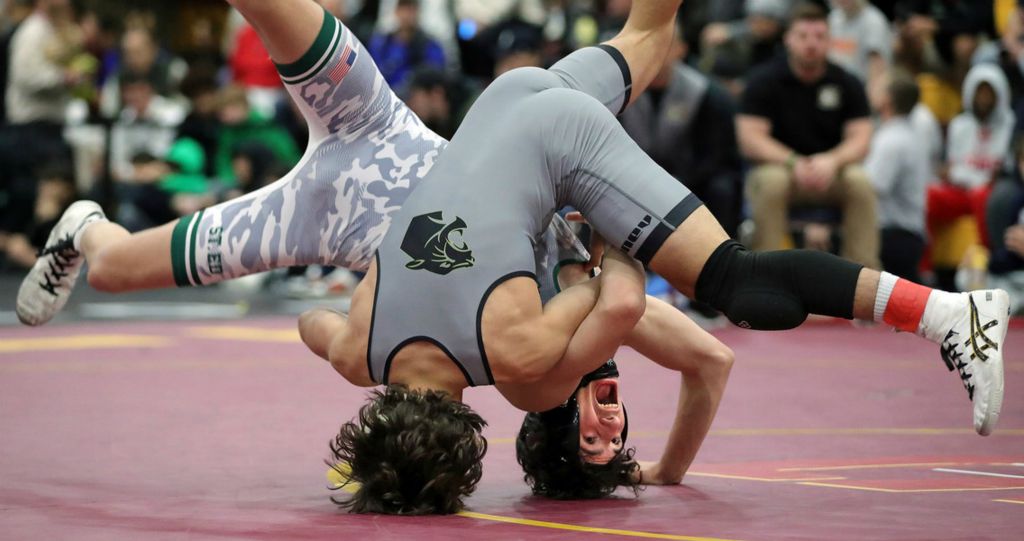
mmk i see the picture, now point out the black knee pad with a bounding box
[694,241,862,331]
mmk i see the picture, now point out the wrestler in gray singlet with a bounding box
[369,46,702,386]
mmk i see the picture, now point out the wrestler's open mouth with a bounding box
[594,380,619,410]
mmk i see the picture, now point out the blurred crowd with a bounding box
[2,0,1024,311]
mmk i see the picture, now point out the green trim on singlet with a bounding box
[171,213,195,287]
[187,210,205,286]
[275,8,339,81]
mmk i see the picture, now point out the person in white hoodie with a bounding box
[927,63,1015,248]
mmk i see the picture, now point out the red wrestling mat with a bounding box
[1,318,1021,540]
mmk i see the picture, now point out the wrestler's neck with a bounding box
[388,346,468,401]
[391,374,465,401]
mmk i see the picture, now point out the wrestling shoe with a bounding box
[933,289,1009,436]
[16,201,106,326]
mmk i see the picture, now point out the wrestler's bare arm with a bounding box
[626,297,733,485]
[502,267,733,484]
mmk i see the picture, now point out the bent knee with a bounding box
[701,343,735,375]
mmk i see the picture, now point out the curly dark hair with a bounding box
[515,412,640,500]
[327,384,488,514]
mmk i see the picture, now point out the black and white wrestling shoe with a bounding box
[16,201,105,326]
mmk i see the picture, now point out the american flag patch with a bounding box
[328,45,357,84]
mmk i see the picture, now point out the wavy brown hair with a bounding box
[515,412,640,500]
[328,385,487,514]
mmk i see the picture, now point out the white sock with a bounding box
[72,214,107,252]
[873,272,899,323]
[917,290,964,343]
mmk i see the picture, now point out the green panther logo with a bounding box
[401,211,475,275]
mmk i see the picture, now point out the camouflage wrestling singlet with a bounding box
[170,9,446,286]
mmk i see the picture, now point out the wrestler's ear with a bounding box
[406,259,426,269]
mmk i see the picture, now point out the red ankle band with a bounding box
[882,279,933,333]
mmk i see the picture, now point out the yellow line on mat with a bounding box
[993,499,1024,505]
[686,472,846,483]
[799,482,1024,493]
[456,511,740,541]
[0,334,169,353]
[778,462,960,472]
[188,326,301,342]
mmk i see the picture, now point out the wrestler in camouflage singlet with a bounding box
[170,10,446,286]
[170,9,587,293]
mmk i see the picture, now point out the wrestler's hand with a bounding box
[567,211,605,273]
[635,460,683,486]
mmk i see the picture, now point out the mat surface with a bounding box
[1,319,1021,540]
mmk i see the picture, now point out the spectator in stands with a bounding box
[700,0,790,75]
[109,72,187,184]
[973,1,1024,130]
[492,21,543,76]
[620,25,744,238]
[214,85,301,187]
[828,0,892,87]
[100,24,184,119]
[0,0,35,123]
[368,0,446,89]
[453,0,547,78]
[116,137,209,231]
[865,70,930,282]
[405,68,457,139]
[928,63,1015,247]
[3,0,81,237]
[897,0,996,71]
[5,0,79,127]
[738,2,878,268]
[376,0,457,64]
[894,1,996,125]
[177,70,222,178]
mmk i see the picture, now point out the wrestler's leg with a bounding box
[81,6,399,290]
[542,82,1005,436]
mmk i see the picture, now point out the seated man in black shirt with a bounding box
[737,2,879,269]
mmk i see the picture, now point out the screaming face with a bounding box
[576,378,626,464]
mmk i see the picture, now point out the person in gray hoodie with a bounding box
[927,63,1015,248]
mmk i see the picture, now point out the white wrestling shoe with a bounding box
[16,201,106,326]
[932,289,1009,436]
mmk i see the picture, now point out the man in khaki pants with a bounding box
[738,3,879,268]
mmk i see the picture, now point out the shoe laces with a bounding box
[940,295,1000,401]
[37,233,79,297]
